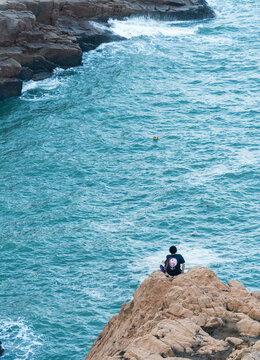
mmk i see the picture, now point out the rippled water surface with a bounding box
[0,0,259,358]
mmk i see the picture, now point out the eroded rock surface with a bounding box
[85,267,260,360]
[0,0,215,100]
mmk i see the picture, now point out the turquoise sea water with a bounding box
[0,0,259,358]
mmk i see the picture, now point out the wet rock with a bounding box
[18,66,34,80]
[23,55,56,79]
[0,341,3,356]
[85,267,260,360]
[38,43,82,67]
[78,30,125,52]
[0,77,22,100]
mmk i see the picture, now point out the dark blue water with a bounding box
[0,0,259,358]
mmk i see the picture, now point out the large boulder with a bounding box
[85,267,260,359]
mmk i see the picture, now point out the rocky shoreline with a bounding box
[0,0,215,101]
[85,267,260,359]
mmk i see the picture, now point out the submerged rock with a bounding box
[85,267,260,359]
[0,0,215,101]
[0,341,4,356]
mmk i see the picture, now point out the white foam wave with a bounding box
[184,148,260,186]
[0,319,42,360]
[200,35,234,46]
[22,78,61,93]
[179,245,223,268]
[185,164,229,186]
[89,21,110,32]
[108,17,198,39]
[81,287,104,300]
[237,148,260,166]
[22,81,38,93]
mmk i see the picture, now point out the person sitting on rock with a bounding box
[164,246,185,276]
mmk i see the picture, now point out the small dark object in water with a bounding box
[153,136,159,141]
[0,341,4,356]
[206,204,210,207]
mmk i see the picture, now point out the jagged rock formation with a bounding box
[0,0,215,100]
[85,267,260,359]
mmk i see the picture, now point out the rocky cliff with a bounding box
[85,267,260,360]
[0,0,215,100]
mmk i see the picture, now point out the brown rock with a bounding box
[227,339,260,360]
[236,317,260,337]
[226,337,243,346]
[85,267,260,360]
[252,292,260,300]
[253,340,260,350]
[228,279,247,291]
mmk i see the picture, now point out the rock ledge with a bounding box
[85,267,260,360]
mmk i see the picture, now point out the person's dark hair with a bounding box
[169,246,177,254]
